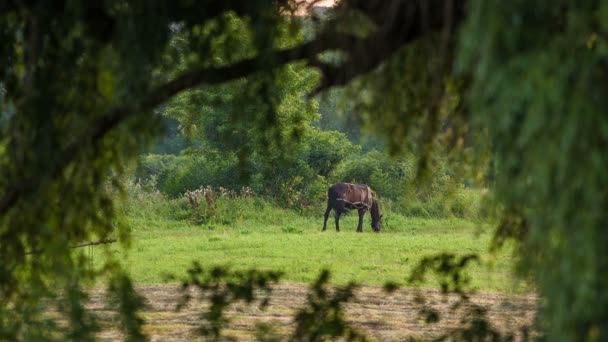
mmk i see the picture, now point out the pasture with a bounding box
[101,195,525,293]
[86,194,537,340]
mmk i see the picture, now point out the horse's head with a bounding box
[372,217,382,232]
[371,201,382,232]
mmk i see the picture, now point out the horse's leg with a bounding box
[335,210,341,232]
[357,208,366,233]
[322,202,331,231]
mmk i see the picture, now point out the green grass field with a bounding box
[98,195,526,293]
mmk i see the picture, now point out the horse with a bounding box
[322,182,382,232]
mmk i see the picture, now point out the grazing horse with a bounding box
[322,183,382,232]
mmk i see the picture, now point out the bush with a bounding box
[136,154,190,183]
[332,150,414,200]
[449,188,487,220]
[123,180,191,222]
[301,128,358,177]
[136,140,481,220]
[331,150,482,219]
[139,152,245,198]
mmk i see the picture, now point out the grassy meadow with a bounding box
[95,187,527,294]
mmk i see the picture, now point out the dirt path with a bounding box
[91,284,537,341]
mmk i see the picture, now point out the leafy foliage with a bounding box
[292,270,367,341]
[3,0,608,340]
[0,1,299,338]
[174,264,282,340]
[161,13,318,178]
[408,253,523,341]
[138,127,360,208]
[408,253,479,295]
[459,1,608,339]
[107,273,148,342]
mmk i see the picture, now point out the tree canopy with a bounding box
[1,0,608,340]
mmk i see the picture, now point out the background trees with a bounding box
[1,0,607,340]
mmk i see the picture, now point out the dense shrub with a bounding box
[137,131,480,219]
[331,150,476,219]
[332,150,415,200]
[138,128,355,206]
[123,180,191,222]
[300,128,357,177]
[136,154,190,182]
[137,152,245,198]
[161,153,245,198]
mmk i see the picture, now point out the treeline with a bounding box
[136,102,480,220]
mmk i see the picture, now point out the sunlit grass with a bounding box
[96,195,526,293]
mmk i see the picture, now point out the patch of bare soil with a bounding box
[90,284,537,341]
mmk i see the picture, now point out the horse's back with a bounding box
[328,182,373,207]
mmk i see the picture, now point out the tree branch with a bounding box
[314,0,466,92]
[0,38,327,215]
[24,238,117,255]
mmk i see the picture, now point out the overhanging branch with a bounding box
[24,238,117,255]
[0,36,329,215]
[0,0,465,216]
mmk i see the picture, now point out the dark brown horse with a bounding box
[322,183,382,232]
